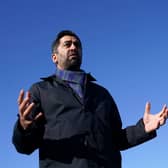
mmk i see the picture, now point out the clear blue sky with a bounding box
[1,0,168,167]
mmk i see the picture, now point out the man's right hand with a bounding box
[17,89,43,130]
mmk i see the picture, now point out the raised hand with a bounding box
[17,89,43,130]
[143,102,168,133]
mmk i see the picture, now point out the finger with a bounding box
[161,109,168,120]
[17,89,24,105]
[159,117,166,126]
[34,112,43,121]
[19,96,31,116]
[26,91,31,99]
[159,104,167,117]
[19,91,32,115]
[145,102,151,114]
[165,108,168,118]
[21,102,35,119]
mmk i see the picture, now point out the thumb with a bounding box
[145,102,151,115]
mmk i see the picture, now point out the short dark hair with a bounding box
[51,30,82,54]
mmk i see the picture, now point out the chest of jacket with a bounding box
[38,81,106,138]
[30,78,120,154]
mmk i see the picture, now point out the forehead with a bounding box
[59,35,79,43]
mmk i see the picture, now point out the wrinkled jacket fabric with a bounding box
[12,74,156,168]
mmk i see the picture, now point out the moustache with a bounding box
[68,51,79,56]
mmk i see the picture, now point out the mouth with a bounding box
[69,53,79,58]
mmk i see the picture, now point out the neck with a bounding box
[57,66,81,72]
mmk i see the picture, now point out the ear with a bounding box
[52,53,58,64]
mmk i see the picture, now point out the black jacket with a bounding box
[12,74,156,168]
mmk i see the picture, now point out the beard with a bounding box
[60,53,82,71]
[56,50,82,71]
[65,56,82,70]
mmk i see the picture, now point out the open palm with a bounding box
[143,102,168,133]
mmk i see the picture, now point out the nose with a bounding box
[70,42,77,50]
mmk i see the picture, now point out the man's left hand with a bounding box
[143,102,168,133]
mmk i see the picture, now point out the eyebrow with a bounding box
[63,40,79,43]
[62,40,81,47]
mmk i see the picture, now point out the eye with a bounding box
[63,41,71,48]
[74,41,80,48]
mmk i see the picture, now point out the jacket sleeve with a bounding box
[12,83,45,154]
[108,94,157,151]
[12,119,44,154]
[116,119,157,150]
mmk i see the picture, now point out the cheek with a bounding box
[59,49,68,56]
[58,54,68,63]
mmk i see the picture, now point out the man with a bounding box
[12,30,168,168]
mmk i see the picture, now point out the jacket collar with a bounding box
[40,73,96,82]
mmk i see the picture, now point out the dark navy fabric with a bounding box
[12,74,156,168]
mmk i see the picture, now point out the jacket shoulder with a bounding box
[88,81,111,96]
[30,74,56,88]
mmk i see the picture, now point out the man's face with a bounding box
[52,35,82,70]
